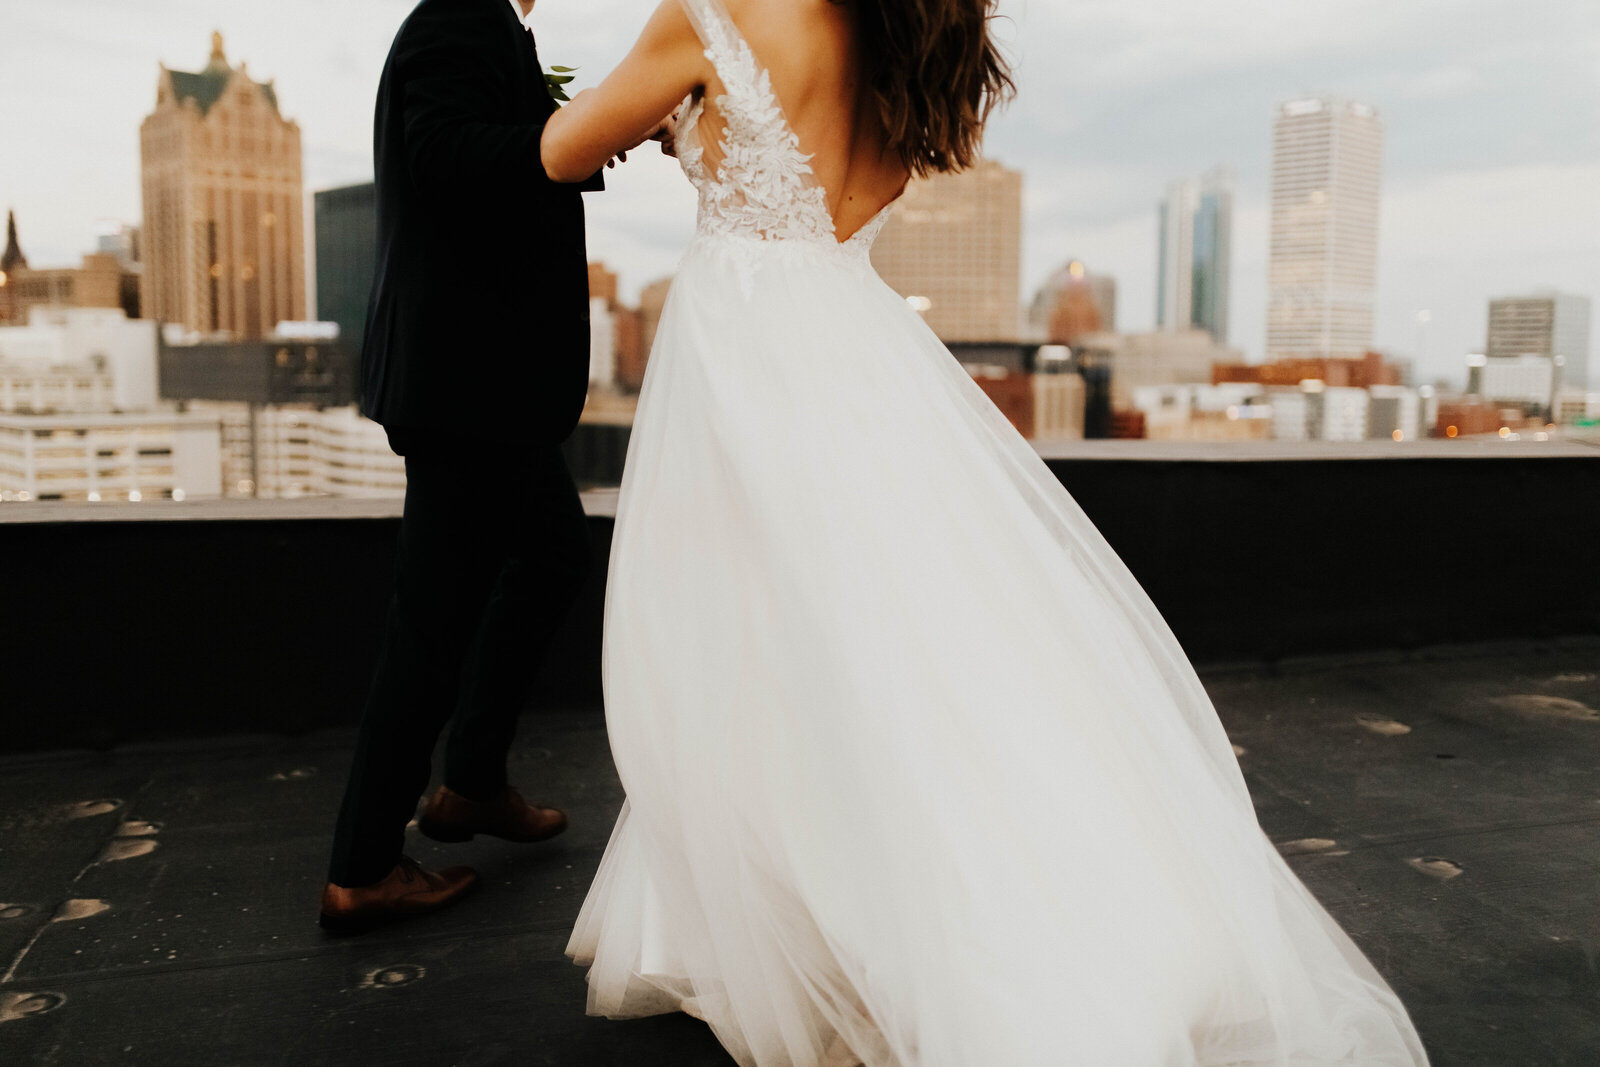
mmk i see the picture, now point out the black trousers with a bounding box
[327,431,591,887]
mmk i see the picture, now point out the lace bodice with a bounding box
[676,0,892,263]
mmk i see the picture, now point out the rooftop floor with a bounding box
[3,640,1598,1065]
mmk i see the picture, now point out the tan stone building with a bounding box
[8,254,127,323]
[141,33,305,339]
[0,212,140,325]
[870,159,1023,343]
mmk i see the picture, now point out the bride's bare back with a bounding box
[698,0,910,240]
[543,0,910,240]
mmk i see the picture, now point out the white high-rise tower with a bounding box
[1265,96,1383,360]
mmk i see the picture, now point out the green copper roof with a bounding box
[166,34,281,117]
[168,69,230,116]
[168,69,281,116]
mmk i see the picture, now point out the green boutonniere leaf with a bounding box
[545,65,578,103]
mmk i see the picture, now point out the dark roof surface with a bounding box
[0,641,1597,1064]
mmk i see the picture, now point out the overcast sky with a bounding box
[2,0,1596,384]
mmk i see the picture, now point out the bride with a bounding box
[540,1,1429,1063]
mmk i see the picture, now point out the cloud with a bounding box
[1394,65,1484,100]
[1374,162,1600,381]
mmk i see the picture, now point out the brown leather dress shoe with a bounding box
[319,856,478,935]
[417,785,568,844]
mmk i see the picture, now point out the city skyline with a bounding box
[1,0,1597,385]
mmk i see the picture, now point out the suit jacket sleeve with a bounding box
[396,5,602,198]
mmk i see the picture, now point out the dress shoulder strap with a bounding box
[677,0,762,97]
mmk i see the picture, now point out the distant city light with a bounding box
[128,490,143,502]
[172,488,187,502]
[906,296,933,313]
[87,491,101,502]
[1392,430,1404,441]
[1446,425,1459,438]
[1498,427,1511,439]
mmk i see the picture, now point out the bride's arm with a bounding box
[542,0,708,183]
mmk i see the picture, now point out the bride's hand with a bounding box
[539,1,706,183]
[650,112,680,159]
[604,112,678,168]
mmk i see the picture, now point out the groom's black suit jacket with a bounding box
[360,0,600,446]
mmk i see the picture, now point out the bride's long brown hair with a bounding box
[841,0,1015,176]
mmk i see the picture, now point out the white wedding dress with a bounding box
[567,2,1429,1064]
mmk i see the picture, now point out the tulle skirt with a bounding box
[567,234,1428,1066]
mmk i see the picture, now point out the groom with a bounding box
[320,0,607,933]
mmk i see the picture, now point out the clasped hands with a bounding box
[603,108,680,169]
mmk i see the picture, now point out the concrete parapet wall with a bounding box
[3,444,1597,752]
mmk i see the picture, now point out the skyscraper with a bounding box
[141,33,306,339]
[870,159,1024,342]
[314,182,376,353]
[1485,291,1592,388]
[1157,167,1232,342]
[1265,97,1383,360]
